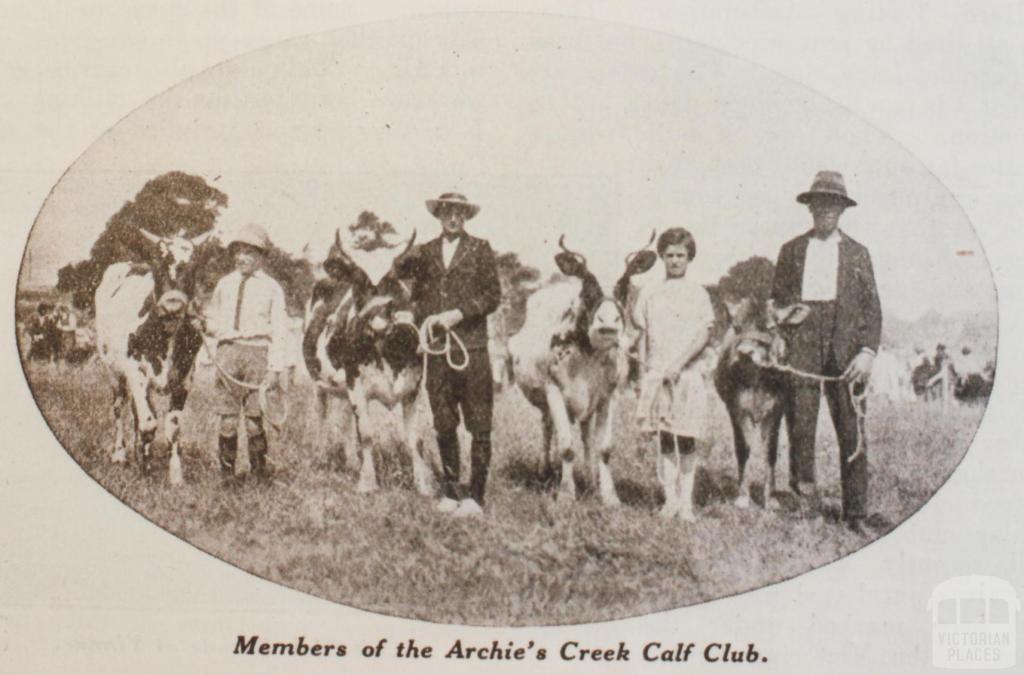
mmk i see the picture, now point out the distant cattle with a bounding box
[509,233,657,504]
[952,346,994,403]
[713,298,809,508]
[869,348,915,403]
[94,228,211,484]
[302,230,431,494]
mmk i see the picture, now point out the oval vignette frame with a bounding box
[14,12,999,626]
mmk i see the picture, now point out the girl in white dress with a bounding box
[633,228,716,520]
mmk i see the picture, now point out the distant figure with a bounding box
[27,303,59,363]
[927,343,954,407]
[56,304,78,362]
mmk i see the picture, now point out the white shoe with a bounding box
[435,497,459,513]
[452,498,483,518]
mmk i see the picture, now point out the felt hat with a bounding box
[796,171,857,207]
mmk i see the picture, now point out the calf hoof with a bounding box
[355,479,377,494]
[111,447,127,464]
[659,502,679,519]
[555,485,577,504]
[766,496,783,511]
[677,508,697,523]
[168,455,184,486]
[734,494,751,509]
[601,490,621,508]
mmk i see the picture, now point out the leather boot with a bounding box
[469,433,492,507]
[218,434,237,476]
[437,430,460,500]
[249,433,270,480]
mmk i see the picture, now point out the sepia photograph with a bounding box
[14,12,999,626]
[3,3,1020,672]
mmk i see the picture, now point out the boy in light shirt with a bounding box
[205,223,289,480]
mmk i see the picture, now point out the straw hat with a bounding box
[425,192,480,219]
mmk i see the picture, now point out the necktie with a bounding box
[233,273,252,331]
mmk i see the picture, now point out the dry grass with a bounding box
[23,359,985,626]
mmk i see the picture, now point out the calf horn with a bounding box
[624,229,657,266]
[557,234,587,267]
[137,228,163,245]
[189,230,213,247]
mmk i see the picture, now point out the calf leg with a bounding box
[541,410,554,480]
[350,389,377,494]
[729,413,751,507]
[545,384,576,502]
[593,397,619,506]
[735,417,761,508]
[111,376,129,464]
[764,408,784,510]
[401,396,433,496]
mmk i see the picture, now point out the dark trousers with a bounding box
[783,301,868,519]
[426,348,494,504]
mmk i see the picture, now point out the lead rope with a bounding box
[414,319,469,371]
[766,357,868,464]
[200,338,289,432]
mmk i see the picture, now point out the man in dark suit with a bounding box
[412,192,501,517]
[771,171,882,533]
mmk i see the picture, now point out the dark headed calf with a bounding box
[713,298,809,508]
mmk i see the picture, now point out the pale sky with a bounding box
[22,14,995,322]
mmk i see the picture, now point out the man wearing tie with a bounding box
[410,192,501,517]
[206,223,290,481]
[770,171,882,533]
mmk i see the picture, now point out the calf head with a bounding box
[322,227,418,335]
[719,297,810,370]
[138,227,214,287]
[554,231,657,353]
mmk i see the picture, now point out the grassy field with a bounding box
[23,359,985,626]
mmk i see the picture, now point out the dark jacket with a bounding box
[771,229,882,369]
[409,234,501,350]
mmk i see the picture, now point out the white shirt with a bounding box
[801,231,840,301]
[206,269,290,371]
[441,236,461,268]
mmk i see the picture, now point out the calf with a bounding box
[510,233,656,504]
[303,230,431,494]
[94,226,211,484]
[713,297,808,508]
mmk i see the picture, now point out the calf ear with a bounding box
[774,302,811,326]
[624,250,657,277]
[722,297,745,323]
[555,252,587,278]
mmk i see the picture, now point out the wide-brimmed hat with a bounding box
[228,223,271,252]
[796,171,857,207]
[426,192,480,219]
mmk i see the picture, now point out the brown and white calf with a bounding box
[509,234,657,504]
[712,297,809,508]
[94,228,211,484]
[302,230,432,494]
